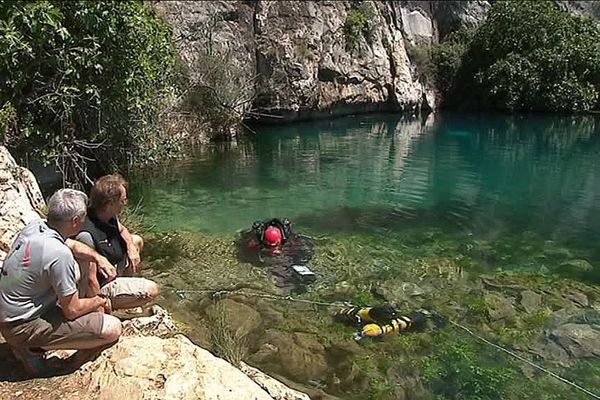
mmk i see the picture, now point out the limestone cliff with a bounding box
[153,0,598,124]
[153,0,484,122]
[0,146,45,265]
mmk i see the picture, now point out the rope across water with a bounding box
[169,287,600,399]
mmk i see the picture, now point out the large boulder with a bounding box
[0,146,45,264]
[81,334,304,400]
[548,324,600,359]
[249,330,330,383]
[484,292,516,322]
[519,290,542,314]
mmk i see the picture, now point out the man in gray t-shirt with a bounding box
[0,219,80,323]
[0,189,122,376]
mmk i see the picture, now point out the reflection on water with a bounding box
[131,112,600,270]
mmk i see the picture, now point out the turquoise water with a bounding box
[130,112,600,399]
[131,112,600,276]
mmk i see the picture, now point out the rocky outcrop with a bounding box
[548,323,600,359]
[153,1,447,122]
[80,333,309,400]
[0,146,45,265]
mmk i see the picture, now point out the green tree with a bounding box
[0,1,177,186]
[449,1,600,112]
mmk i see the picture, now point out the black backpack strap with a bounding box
[252,220,266,242]
[266,218,292,240]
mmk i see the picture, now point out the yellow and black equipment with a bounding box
[332,304,397,325]
[360,311,428,338]
[333,305,434,340]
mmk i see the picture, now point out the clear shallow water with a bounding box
[131,112,600,273]
[131,112,600,399]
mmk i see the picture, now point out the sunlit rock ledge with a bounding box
[0,145,309,400]
[78,307,310,400]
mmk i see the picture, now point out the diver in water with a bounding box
[239,218,316,292]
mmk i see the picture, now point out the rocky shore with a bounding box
[0,145,309,400]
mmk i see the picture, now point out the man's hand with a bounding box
[128,248,141,273]
[96,256,117,282]
[102,297,112,315]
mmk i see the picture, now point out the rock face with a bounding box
[153,1,462,122]
[0,146,45,265]
[153,1,598,123]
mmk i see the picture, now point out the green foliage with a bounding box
[182,10,254,141]
[344,2,375,47]
[406,28,473,95]
[431,28,473,96]
[0,1,178,184]
[422,336,515,400]
[451,0,600,112]
[406,43,434,84]
[0,102,16,140]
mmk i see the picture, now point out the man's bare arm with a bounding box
[58,291,110,321]
[66,238,116,281]
[117,220,141,271]
[85,262,102,298]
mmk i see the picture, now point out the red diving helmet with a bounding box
[263,226,283,247]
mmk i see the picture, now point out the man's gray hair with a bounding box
[47,189,88,224]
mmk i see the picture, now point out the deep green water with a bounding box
[132,112,600,278]
[130,112,600,399]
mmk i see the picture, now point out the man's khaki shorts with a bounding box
[100,277,155,300]
[0,306,103,349]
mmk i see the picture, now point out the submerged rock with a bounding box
[484,292,516,322]
[548,324,600,359]
[370,281,426,304]
[250,330,330,383]
[519,290,542,314]
[558,259,594,274]
[205,298,263,338]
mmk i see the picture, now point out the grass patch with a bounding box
[209,302,249,367]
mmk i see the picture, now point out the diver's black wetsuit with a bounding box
[239,218,315,292]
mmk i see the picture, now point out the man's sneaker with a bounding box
[10,346,50,376]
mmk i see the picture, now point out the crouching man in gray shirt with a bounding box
[0,189,122,375]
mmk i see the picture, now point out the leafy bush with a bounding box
[0,1,177,185]
[451,1,600,112]
[406,27,473,93]
[431,28,473,96]
[406,43,435,84]
[344,2,375,47]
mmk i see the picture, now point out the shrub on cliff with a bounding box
[344,1,375,48]
[407,28,473,95]
[450,1,600,112]
[0,1,177,185]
